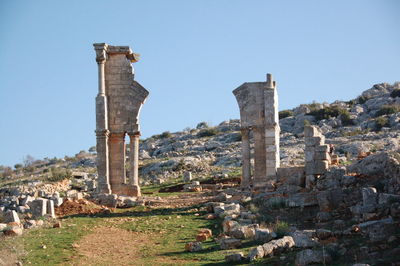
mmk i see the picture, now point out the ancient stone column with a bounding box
[253,125,267,189]
[264,73,280,180]
[94,43,149,196]
[240,127,251,188]
[94,43,111,194]
[128,131,141,196]
[108,132,126,193]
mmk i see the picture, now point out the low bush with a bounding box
[308,106,341,121]
[374,117,390,131]
[357,95,370,104]
[339,109,354,126]
[49,167,72,182]
[390,89,400,98]
[197,128,218,138]
[375,104,400,117]
[274,221,290,238]
[279,110,294,119]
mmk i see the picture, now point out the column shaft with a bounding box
[109,133,126,193]
[253,125,267,188]
[96,130,111,193]
[129,134,140,186]
[240,127,251,188]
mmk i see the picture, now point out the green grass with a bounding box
[18,217,100,265]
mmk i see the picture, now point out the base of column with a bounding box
[110,183,141,197]
[97,182,111,194]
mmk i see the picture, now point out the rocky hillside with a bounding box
[137,82,400,184]
[0,82,399,189]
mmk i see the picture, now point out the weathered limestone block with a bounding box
[20,195,35,206]
[219,238,242,249]
[47,200,56,218]
[277,166,306,187]
[183,171,192,182]
[304,125,320,137]
[225,253,244,262]
[362,187,378,207]
[29,198,47,218]
[305,136,325,147]
[4,210,20,224]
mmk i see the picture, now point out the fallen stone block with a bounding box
[198,228,212,238]
[362,187,377,206]
[255,228,275,243]
[3,210,20,224]
[295,249,332,266]
[219,238,242,250]
[225,252,244,262]
[290,230,319,248]
[28,198,47,218]
[249,245,265,261]
[287,192,318,207]
[185,241,202,252]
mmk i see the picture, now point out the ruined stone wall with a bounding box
[233,74,280,190]
[94,43,149,197]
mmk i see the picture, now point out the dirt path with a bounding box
[66,192,215,265]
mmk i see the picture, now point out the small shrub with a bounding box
[160,131,172,139]
[374,117,390,131]
[274,221,290,238]
[49,167,72,182]
[279,110,294,119]
[197,128,218,138]
[339,109,354,126]
[303,119,311,126]
[357,95,370,104]
[196,122,209,129]
[308,106,341,121]
[375,104,400,117]
[390,89,400,98]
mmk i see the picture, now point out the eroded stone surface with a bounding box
[233,74,280,190]
[94,43,149,197]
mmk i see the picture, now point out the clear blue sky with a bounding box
[0,0,399,167]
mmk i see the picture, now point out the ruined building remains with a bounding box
[94,43,149,196]
[233,74,280,190]
[304,125,330,177]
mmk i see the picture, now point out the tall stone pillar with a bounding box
[108,132,126,193]
[94,43,111,194]
[128,132,141,196]
[253,125,267,189]
[264,73,280,180]
[240,127,251,189]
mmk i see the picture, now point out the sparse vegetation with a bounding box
[357,95,370,104]
[375,104,400,117]
[279,109,294,119]
[374,116,390,131]
[49,167,72,182]
[339,109,355,126]
[390,89,400,98]
[273,221,290,238]
[197,127,218,138]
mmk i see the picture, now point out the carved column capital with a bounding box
[93,43,108,63]
[128,131,141,138]
[109,132,126,140]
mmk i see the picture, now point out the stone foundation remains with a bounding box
[94,43,149,196]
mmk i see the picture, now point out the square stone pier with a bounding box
[93,43,149,196]
[233,74,280,190]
